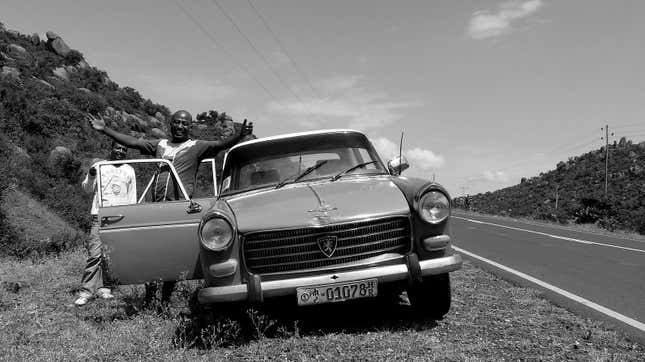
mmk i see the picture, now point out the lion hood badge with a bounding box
[316,235,338,258]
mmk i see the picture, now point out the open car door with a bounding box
[97,159,215,285]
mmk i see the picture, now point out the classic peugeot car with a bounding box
[96,129,462,318]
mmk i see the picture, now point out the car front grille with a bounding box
[243,216,411,275]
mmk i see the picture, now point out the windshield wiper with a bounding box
[275,160,329,189]
[331,161,379,182]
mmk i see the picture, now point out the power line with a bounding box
[173,0,278,101]
[210,0,306,104]
[246,0,321,99]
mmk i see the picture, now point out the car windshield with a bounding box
[220,132,387,194]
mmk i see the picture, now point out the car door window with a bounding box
[192,158,217,199]
[97,159,189,207]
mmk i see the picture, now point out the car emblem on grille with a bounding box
[316,235,338,258]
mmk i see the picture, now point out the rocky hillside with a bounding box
[457,137,645,234]
[0,22,249,257]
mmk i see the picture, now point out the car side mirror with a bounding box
[186,200,202,214]
[387,156,409,175]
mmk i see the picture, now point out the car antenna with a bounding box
[398,131,404,175]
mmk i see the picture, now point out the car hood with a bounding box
[224,176,410,233]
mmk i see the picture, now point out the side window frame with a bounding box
[96,159,190,207]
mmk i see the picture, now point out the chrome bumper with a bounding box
[198,253,462,304]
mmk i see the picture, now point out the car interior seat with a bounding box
[314,159,345,176]
[250,169,280,185]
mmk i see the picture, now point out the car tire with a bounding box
[407,273,451,319]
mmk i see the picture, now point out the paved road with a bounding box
[450,212,645,338]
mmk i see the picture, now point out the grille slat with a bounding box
[243,217,410,275]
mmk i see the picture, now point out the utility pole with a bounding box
[601,125,614,198]
[554,185,559,211]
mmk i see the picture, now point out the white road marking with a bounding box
[453,216,645,253]
[452,246,645,333]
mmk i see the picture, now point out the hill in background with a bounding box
[456,137,645,234]
[0,22,250,257]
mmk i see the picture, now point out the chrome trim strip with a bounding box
[198,254,463,303]
[102,222,199,232]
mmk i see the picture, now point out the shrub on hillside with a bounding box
[572,198,614,224]
[63,49,84,65]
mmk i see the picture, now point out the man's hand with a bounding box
[87,114,106,131]
[238,119,254,139]
[89,167,97,177]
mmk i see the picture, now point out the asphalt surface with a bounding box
[450,212,645,339]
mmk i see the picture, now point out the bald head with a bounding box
[169,110,192,142]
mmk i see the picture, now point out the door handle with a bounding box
[101,215,124,226]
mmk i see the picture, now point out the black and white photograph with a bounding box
[0,0,644,360]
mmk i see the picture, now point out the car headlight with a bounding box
[418,190,450,224]
[200,217,235,251]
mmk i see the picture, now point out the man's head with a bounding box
[170,110,192,142]
[109,142,128,161]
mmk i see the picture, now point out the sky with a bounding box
[2,0,644,195]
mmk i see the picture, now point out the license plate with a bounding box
[296,279,378,306]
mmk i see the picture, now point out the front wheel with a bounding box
[407,273,451,319]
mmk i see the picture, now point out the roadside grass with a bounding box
[1,248,642,361]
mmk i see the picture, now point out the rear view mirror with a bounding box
[387,156,409,175]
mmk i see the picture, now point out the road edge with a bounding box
[453,246,645,346]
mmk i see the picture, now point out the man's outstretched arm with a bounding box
[201,119,254,157]
[87,114,156,155]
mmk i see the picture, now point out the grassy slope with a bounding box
[1,249,642,361]
[1,189,75,243]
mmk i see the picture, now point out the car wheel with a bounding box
[407,273,451,319]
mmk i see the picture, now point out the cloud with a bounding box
[468,170,510,183]
[265,75,422,130]
[467,0,543,39]
[371,137,445,169]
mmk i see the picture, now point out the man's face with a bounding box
[170,117,191,142]
[110,144,128,161]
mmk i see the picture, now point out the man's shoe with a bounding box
[97,288,114,299]
[74,292,92,306]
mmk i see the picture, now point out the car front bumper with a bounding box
[198,253,462,304]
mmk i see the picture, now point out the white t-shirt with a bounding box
[82,163,137,215]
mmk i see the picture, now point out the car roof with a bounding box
[228,129,365,153]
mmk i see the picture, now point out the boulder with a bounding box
[0,51,9,61]
[151,128,167,139]
[1,66,20,78]
[52,66,70,81]
[65,65,77,74]
[77,59,89,69]
[77,87,91,93]
[47,146,81,179]
[7,44,31,61]
[46,31,72,57]
[45,75,62,85]
[0,21,5,31]
[33,78,55,90]
[46,31,60,40]
[30,33,40,45]
[6,29,20,37]
[147,115,162,128]
[154,111,166,123]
